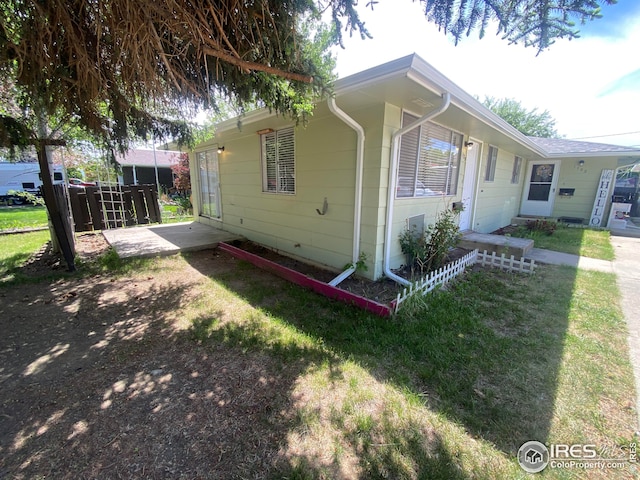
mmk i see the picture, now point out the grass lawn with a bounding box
[160,204,194,224]
[179,257,637,478]
[2,231,636,478]
[0,230,51,282]
[510,224,614,260]
[0,205,48,230]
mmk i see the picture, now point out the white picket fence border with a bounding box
[477,250,536,274]
[393,249,536,312]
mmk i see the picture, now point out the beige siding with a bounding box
[194,103,389,278]
[552,157,621,222]
[384,105,473,273]
[473,145,523,233]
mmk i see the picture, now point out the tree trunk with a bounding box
[36,140,76,271]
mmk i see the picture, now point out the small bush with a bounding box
[525,219,556,236]
[399,209,461,276]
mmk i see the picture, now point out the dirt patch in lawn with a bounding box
[0,235,317,479]
[19,232,112,277]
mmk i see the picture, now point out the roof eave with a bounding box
[404,57,549,158]
[544,151,640,159]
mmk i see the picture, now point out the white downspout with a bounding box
[383,93,451,287]
[327,96,365,286]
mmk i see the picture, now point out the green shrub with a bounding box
[399,209,461,276]
[525,219,556,235]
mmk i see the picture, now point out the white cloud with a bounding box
[332,1,640,147]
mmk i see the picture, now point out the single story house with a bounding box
[190,54,640,281]
[116,148,181,192]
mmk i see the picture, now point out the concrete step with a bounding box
[458,232,534,258]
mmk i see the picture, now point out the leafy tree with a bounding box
[482,96,560,138]
[171,153,191,192]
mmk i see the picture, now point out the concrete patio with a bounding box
[102,221,241,258]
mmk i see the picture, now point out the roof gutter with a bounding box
[383,92,451,287]
[327,96,366,286]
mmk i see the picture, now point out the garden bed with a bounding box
[223,240,473,313]
[221,241,398,316]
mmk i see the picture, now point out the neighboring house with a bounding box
[190,54,640,281]
[116,149,181,191]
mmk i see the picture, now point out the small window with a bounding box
[22,182,35,189]
[511,156,522,184]
[261,127,295,194]
[54,172,63,181]
[485,145,498,181]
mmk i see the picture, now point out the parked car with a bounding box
[68,178,97,187]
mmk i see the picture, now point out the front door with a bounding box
[520,160,560,216]
[459,139,480,230]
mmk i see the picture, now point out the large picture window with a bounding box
[397,113,462,198]
[262,127,295,194]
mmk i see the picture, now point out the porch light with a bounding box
[217,146,225,154]
[464,141,474,149]
[578,159,585,167]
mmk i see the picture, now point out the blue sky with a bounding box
[331,1,640,147]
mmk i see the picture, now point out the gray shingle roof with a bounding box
[528,137,640,155]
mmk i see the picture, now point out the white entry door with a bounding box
[459,139,480,230]
[520,160,560,216]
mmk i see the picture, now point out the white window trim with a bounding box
[396,110,463,199]
[261,127,296,195]
[196,148,222,219]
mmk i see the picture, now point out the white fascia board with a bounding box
[215,108,274,134]
[544,151,640,159]
[333,54,416,95]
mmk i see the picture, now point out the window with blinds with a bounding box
[261,127,295,194]
[397,112,462,198]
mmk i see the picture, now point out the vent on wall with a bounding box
[408,214,425,237]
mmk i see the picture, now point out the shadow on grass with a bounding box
[0,246,575,479]
[184,252,576,473]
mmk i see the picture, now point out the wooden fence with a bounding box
[393,249,537,312]
[68,184,161,232]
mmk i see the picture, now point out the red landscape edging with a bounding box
[218,242,393,317]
